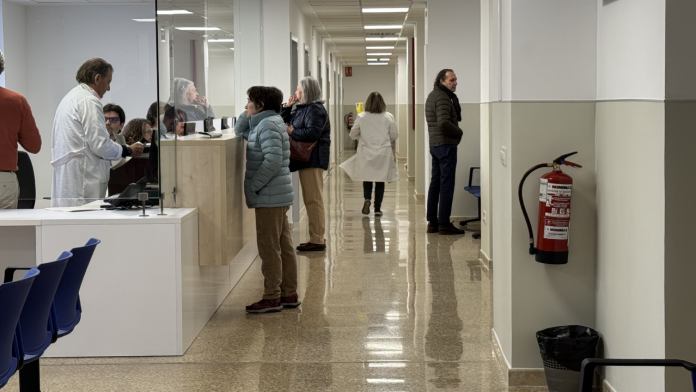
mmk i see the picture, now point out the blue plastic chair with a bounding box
[0,269,39,389]
[459,167,481,238]
[52,238,100,339]
[4,252,71,391]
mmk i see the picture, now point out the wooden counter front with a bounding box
[160,133,255,266]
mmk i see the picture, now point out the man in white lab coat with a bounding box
[51,58,144,207]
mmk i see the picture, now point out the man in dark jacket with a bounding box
[425,69,465,235]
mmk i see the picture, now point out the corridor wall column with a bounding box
[488,0,598,386]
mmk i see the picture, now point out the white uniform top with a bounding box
[340,111,399,183]
[50,84,123,207]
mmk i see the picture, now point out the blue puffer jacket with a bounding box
[234,110,293,209]
[281,102,331,172]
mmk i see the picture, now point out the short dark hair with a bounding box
[364,92,386,114]
[121,118,150,145]
[147,101,166,126]
[246,86,283,114]
[434,68,454,87]
[76,58,113,85]
[175,108,187,124]
[103,104,125,124]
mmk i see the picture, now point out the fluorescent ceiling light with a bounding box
[367,59,378,61]
[230,48,235,50]
[362,8,409,13]
[175,27,220,31]
[368,63,388,65]
[379,58,390,61]
[365,37,401,41]
[157,10,192,15]
[366,379,405,384]
[366,46,394,49]
[367,53,391,56]
[365,25,402,29]
[133,19,155,22]
[208,39,234,42]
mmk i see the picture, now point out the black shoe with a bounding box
[427,222,439,233]
[362,200,371,215]
[439,222,465,235]
[296,242,326,252]
[374,209,383,217]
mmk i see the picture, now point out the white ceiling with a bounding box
[7,0,425,63]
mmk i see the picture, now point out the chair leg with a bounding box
[19,359,41,392]
[461,198,482,241]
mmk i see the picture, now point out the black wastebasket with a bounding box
[536,325,600,392]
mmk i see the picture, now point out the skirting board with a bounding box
[492,329,547,388]
[479,249,492,271]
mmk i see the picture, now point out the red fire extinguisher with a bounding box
[518,152,582,264]
[344,112,354,129]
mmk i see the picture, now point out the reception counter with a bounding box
[160,132,255,267]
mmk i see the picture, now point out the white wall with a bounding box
[208,54,235,115]
[343,65,396,106]
[4,3,157,207]
[511,0,596,100]
[2,0,25,93]
[596,0,666,100]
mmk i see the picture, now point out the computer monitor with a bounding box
[184,122,196,135]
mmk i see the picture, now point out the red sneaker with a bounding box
[245,298,282,313]
[280,294,301,308]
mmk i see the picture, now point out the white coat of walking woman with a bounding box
[340,92,399,216]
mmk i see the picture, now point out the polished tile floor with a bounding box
[3,161,544,391]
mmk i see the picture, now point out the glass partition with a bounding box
[156,0,235,210]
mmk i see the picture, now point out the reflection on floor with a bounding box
[3,162,548,391]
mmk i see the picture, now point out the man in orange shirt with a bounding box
[0,49,42,209]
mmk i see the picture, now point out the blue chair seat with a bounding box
[464,185,481,198]
[460,168,481,239]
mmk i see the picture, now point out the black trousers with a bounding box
[363,182,385,210]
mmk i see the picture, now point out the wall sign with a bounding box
[344,67,352,77]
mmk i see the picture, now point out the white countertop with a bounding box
[0,207,198,227]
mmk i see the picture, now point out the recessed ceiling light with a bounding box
[365,25,402,30]
[133,19,155,22]
[365,37,401,41]
[367,59,378,62]
[175,27,220,31]
[367,53,391,56]
[362,8,409,13]
[368,63,389,65]
[366,46,394,50]
[208,39,234,42]
[157,10,192,15]
[230,48,235,50]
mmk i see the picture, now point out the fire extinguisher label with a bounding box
[547,183,572,197]
[544,226,569,240]
[539,179,548,202]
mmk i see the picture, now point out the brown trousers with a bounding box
[298,168,325,244]
[255,206,298,299]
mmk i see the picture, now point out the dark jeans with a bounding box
[427,144,458,224]
[363,182,385,210]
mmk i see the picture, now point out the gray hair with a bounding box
[0,49,5,76]
[169,77,194,107]
[299,76,323,104]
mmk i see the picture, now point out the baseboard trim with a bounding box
[479,249,492,271]
[603,380,617,392]
[492,329,548,389]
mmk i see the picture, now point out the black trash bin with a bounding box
[536,325,600,392]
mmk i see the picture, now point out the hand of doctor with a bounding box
[129,142,144,157]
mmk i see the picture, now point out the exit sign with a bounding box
[345,67,352,77]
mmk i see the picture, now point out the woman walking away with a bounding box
[235,86,299,313]
[340,92,399,217]
[281,76,331,252]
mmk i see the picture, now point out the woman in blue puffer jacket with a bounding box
[235,86,299,314]
[281,76,331,252]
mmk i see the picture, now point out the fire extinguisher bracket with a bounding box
[518,152,582,265]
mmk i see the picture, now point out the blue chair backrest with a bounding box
[52,239,99,337]
[19,252,71,360]
[0,268,39,388]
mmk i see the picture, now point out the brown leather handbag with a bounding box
[289,118,328,162]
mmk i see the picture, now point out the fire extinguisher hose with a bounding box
[518,163,552,255]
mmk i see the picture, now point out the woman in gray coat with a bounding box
[235,86,299,313]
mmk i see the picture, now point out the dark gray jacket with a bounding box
[425,87,463,146]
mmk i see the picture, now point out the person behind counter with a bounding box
[103,103,125,143]
[235,86,298,313]
[0,48,42,209]
[51,58,144,207]
[121,118,152,145]
[168,78,214,121]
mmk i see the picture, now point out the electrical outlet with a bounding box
[482,210,487,224]
[500,146,507,167]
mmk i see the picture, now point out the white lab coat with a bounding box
[340,111,399,183]
[51,84,123,207]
